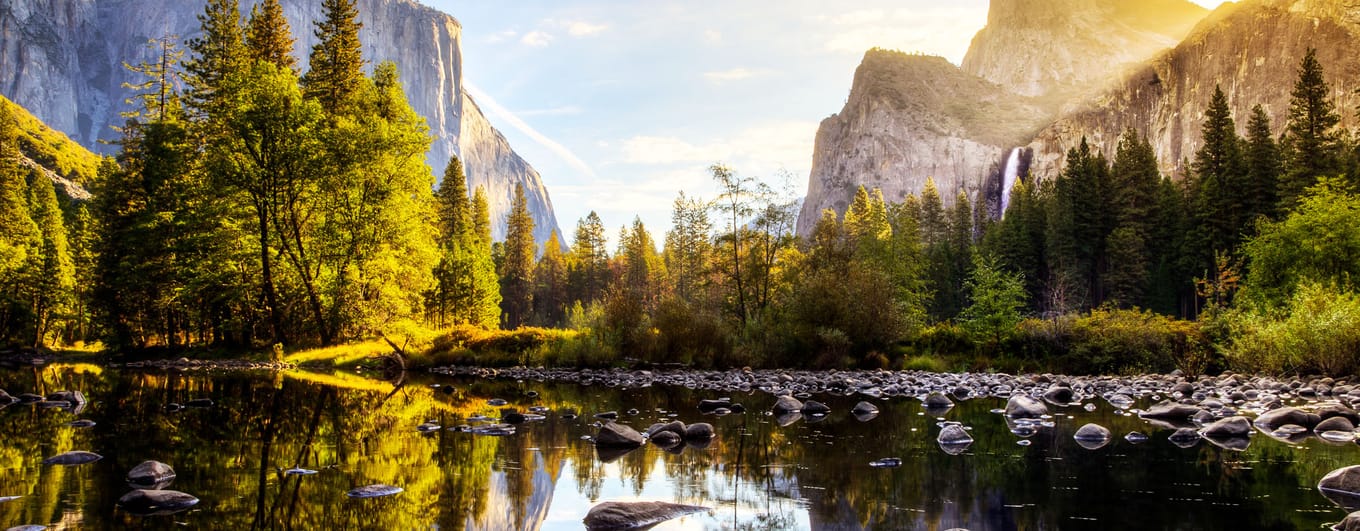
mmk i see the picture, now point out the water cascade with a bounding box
[1000,147,1022,218]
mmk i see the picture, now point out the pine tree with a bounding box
[472,186,492,246]
[531,230,569,326]
[183,0,245,115]
[1280,48,1341,208]
[24,176,74,346]
[246,0,297,72]
[303,0,365,113]
[1193,86,1248,255]
[1244,104,1281,221]
[663,192,712,304]
[1105,129,1162,307]
[434,156,471,241]
[499,184,535,328]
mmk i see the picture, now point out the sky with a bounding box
[427,0,1230,238]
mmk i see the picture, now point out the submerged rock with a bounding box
[127,461,176,489]
[66,419,96,428]
[117,489,199,516]
[771,395,803,414]
[1138,401,1203,420]
[1335,510,1360,531]
[1320,466,1360,510]
[924,392,954,408]
[595,422,645,448]
[1316,416,1355,434]
[346,484,403,499]
[583,501,708,530]
[1201,416,1253,438]
[1005,395,1048,418]
[801,400,831,415]
[869,457,902,468]
[284,468,318,476]
[937,424,973,445]
[42,451,102,466]
[1073,423,1112,442]
[1255,407,1321,430]
[649,430,682,448]
[1168,428,1201,448]
[683,423,715,441]
[851,401,880,415]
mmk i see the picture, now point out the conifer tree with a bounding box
[1193,85,1248,255]
[663,192,712,304]
[183,0,245,115]
[1105,129,1162,307]
[246,0,297,72]
[1244,105,1281,221]
[472,186,492,246]
[434,157,471,240]
[304,0,365,113]
[532,230,569,326]
[499,184,535,328]
[24,176,74,346]
[1280,48,1341,207]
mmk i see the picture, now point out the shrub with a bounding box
[1227,283,1360,376]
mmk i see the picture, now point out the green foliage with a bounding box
[499,184,536,328]
[0,96,101,185]
[245,0,297,72]
[1227,282,1360,376]
[1241,179,1360,308]
[183,0,246,115]
[960,254,1027,346]
[1279,48,1342,208]
[1010,309,1204,375]
[303,0,365,113]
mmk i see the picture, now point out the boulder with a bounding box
[923,392,954,408]
[1138,400,1204,420]
[698,399,729,413]
[851,401,879,415]
[345,484,403,499]
[583,501,708,530]
[683,423,715,441]
[1005,395,1048,418]
[595,422,645,448]
[1168,427,1201,448]
[1201,416,1253,438]
[770,396,803,414]
[1321,466,1360,510]
[117,489,200,516]
[936,424,973,445]
[801,400,831,415]
[126,461,176,489]
[1317,416,1356,434]
[1043,385,1075,405]
[45,391,85,406]
[1073,423,1111,441]
[1255,407,1321,430]
[649,430,682,448]
[646,421,686,438]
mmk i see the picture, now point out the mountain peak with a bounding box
[961,0,1209,100]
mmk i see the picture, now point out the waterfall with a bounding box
[1000,147,1022,218]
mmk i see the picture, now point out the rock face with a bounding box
[583,501,707,531]
[797,51,1049,234]
[961,0,1207,100]
[0,0,561,244]
[1028,0,1360,181]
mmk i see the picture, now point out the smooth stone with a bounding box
[923,392,954,408]
[770,395,803,414]
[1073,423,1112,442]
[583,501,708,531]
[487,399,509,406]
[468,424,516,436]
[0,496,21,503]
[1316,416,1356,434]
[117,489,200,516]
[851,401,879,415]
[683,422,715,441]
[346,484,403,499]
[1335,510,1360,531]
[1138,401,1204,420]
[594,411,619,420]
[45,391,85,405]
[127,461,176,489]
[417,422,442,432]
[1124,431,1149,443]
[1043,386,1075,405]
[936,424,973,445]
[801,400,831,415]
[1168,428,1201,448]
[773,411,803,426]
[868,457,902,468]
[595,422,645,448]
[284,468,318,476]
[1005,395,1048,418]
[1201,416,1253,438]
[42,451,102,466]
[1255,406,1321,430]
[649,430,682,448]
[698,399,729,413]
[1322,430,1357,443]
[6,526,46,531]
[1321,466,1360,510]
[66,419,96,428]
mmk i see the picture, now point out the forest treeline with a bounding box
[2,0,1359,376]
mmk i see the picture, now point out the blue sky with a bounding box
[428,0,1229,238]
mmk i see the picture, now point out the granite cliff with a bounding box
[0,0,560,243]
[1028,0,1360,180]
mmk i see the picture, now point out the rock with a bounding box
[937,424,973,445]
[1042,386,1075,405]
[42,451,102,466]
[1255,407,1321,430]
[646,421,686,438]
[771,395,803,414]
[868,458,902,468]
[1138,401,1203,420]
[1201,416,1253,438]
[595,422,645,448]
[698,399,729,413]
[283,468,318,476]
[417,422,442,432]
[649,430,682,448]
[487,398,509,406]
[501,412,527,424]
[1073,423,1111,441]
[1124,431,1149,443]
[801,400,831,415]
[66,419,96,428]
[683,423,715,441]
[116,489,199,516]
[127,461,176,489]
[45,391,85,406]
[346,484,403,499]
[1168,428,1201,448]
[594,411,619,420]
[1317,416,1356,434]
[1321,466,1360,510]
[583,501,708,530]
[923,392,954,408]
[851,401,880,415]
[6,525,47,531]
[0,496,20,504]
[468,424,516,436]
[1335,510,1360,531]
[1005,395,1048,418]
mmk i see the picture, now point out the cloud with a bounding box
[817,7,987,63]
[618,121,819,176]
[702,67,770,83]
[515,105,584,117]
[564,20,608,37]
[520,30,553,47]
[464,81,597,179]
[485,30,518,44]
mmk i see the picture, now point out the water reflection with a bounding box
[0,365,1355,529]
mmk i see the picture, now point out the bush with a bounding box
[903,354,948,372]
[1008,309,1208,375]
[1227,283,1360,376]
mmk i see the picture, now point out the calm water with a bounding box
[0,364,1355,530]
